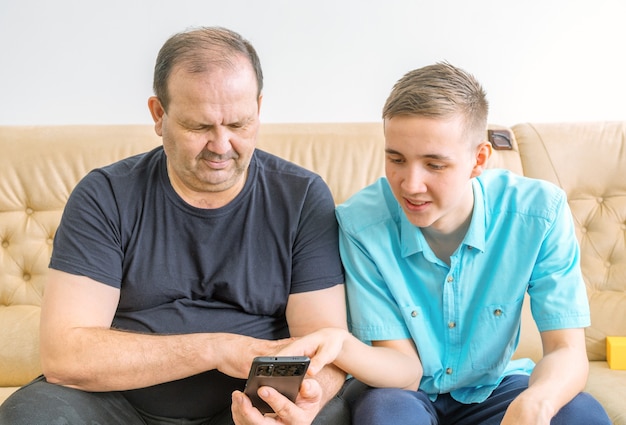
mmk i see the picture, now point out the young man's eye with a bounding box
[387,156,404,164]
[429,163,446,170]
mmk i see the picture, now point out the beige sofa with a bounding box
[1,122,625,423]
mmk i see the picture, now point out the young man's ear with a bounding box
[148,96,165,136]
[470,141,493,178]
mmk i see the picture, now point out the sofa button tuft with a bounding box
[25,207,34,215]
[1,240,8,248]
[23,273,31,281]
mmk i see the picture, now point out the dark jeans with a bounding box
[0,375,352,425]
[351,375,611,425]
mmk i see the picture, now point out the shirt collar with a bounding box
[464,178,486,252]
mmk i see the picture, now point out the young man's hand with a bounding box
[500,390,555,425]
[275,328,348,376]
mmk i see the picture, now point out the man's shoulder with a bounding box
[97,146,163,178]
[254,149,319,180]
[74,147,163,202]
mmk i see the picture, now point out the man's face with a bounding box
[384,114,484,235]
[149,56,261,208]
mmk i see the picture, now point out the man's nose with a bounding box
[205,126,232,155]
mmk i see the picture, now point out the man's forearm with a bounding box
[41,328,281,392]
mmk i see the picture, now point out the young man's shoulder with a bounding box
[336,177,398,233]
[478,169,567,217]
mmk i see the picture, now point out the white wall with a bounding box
[1,0,624,126]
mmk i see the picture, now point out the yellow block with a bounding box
[607,336,626,370]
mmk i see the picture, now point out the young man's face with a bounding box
[384,114,488,235]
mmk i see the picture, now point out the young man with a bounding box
[0,27,348,425]
[279,62,611,424]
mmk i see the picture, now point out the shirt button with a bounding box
[447,276,454,283]
[494,309,503,316]
[448,322,456,329]
[411,310,418,318]
[446,368,453,375]
[467,245,473,250]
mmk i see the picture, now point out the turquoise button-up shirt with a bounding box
[336,169,590,403]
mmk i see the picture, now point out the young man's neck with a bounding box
[421,187,474,265]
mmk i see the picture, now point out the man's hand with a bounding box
[231,379,323,425]
[214,335,295,380]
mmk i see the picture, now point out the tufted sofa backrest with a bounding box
[257,123,525,204]
[0,125,161,386]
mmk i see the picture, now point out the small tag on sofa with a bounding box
[488,129,513,150]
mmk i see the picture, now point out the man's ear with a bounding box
[470,141,493,178]
[148,96,165,136]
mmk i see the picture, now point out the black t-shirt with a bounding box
[50,146,344,418]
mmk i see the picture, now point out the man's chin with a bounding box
[201,171,246,193]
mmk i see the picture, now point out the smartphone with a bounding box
[243,356,310,414]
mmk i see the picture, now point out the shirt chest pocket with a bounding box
[469,298,523,371]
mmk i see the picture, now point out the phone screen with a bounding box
[243,356,310,413]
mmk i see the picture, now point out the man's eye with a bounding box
[387,157,404,164]
[183,124,208,132]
